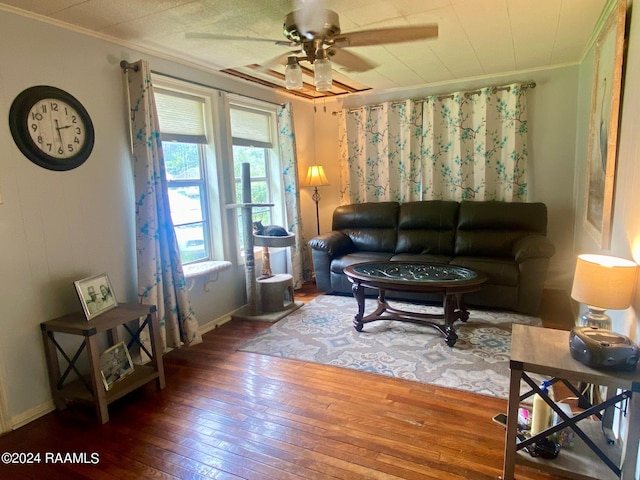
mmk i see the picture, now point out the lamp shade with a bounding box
[571,254,638,309]
[302,165,329,187]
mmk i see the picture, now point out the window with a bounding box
[155,86,216,265]
[163,143,209,263]
[152,77,287,267]
[229,102,285,257]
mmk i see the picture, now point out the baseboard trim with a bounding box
[198,307,244,335]
[11,400,55,430]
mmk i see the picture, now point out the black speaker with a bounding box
[569,326,639,370]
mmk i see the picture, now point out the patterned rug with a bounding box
[239,294,542,399]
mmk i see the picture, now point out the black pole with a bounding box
[312,186,321,235]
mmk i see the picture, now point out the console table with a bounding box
[502,324,639,480]
[41,303,165,424]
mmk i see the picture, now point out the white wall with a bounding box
[615,0,640,341]
[0,9,314,427]
[0,12,138,426]
[299,66,582,290]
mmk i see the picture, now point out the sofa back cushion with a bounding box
[455,201,548,257]
[332,202,399,252]
[396,201,459,255]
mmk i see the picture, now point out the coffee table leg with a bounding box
[456,293,470,322]
[445,325,458,347]
[352,281,365,331]
[443,294,459,347]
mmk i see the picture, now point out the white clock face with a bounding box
[27,98,88,159]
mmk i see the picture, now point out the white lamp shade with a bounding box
[302,165,329,187]
[571,254,638,309]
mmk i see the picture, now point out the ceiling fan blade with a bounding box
[334,24,438,48]
[329,48,377,73]
[257,51,303,72]
[185,32,295,47]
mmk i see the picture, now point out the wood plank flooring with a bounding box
[0,286,575,479]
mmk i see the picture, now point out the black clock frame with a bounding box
[9,85,95,171]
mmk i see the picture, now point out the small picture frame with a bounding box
[99,341,134,391]
[74,273,118,321]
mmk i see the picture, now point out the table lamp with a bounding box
[570,254,638,329]
[302,165,329,235]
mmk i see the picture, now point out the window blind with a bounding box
[230,106,272,147]
[155,89,207,144]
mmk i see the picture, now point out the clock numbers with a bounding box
[27,98,87,160]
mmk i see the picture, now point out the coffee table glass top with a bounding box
[350,262,478,283]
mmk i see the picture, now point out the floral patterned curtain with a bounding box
[277,103,313,288]
[123,60,202,349]
[338,83,529,203]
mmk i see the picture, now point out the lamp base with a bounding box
[577,307,611,330]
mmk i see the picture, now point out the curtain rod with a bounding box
[335,81,536,115]
[436,81,536,101]
[120,60,139,72]
[120,60,286,108]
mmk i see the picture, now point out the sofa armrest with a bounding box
[308,231,355,257]
[308,231,355,292]
[512,235,556,263]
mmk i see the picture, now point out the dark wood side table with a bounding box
[502,324,640,480]
[41,303,165,424]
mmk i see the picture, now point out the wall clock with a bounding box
[9,85,95,171]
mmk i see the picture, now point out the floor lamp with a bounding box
[302,165,329,235]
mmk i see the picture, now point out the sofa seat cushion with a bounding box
[450,256,518,286]
[390,254,452,264]
[330,251,393,275]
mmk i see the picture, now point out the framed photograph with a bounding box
[74,273,118,321]
[584,0,626,249]
[99,342,134,391]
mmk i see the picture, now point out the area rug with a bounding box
[239,294,543,399]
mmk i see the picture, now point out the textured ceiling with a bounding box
[0,0,607,99]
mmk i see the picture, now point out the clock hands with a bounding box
[55,120,72,131]
[55,119,63,144]
[54,119,73,144]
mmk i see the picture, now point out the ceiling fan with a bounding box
[186,0,438,92]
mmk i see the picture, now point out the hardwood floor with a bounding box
[0,286,574,479]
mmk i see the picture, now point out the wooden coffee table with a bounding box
[343,261,487,347]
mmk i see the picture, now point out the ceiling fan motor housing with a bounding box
[283,10,341,43]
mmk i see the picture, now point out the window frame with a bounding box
[152,76,227,265]
[151,76,287,268]
[227,98,286,263]
[163,142,210,264]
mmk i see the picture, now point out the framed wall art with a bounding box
[74,273,118,321]
[584,0,626,249]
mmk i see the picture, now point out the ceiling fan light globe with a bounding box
[285,62,303,90]
[314,58,332,91]
[315,80,332,92]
